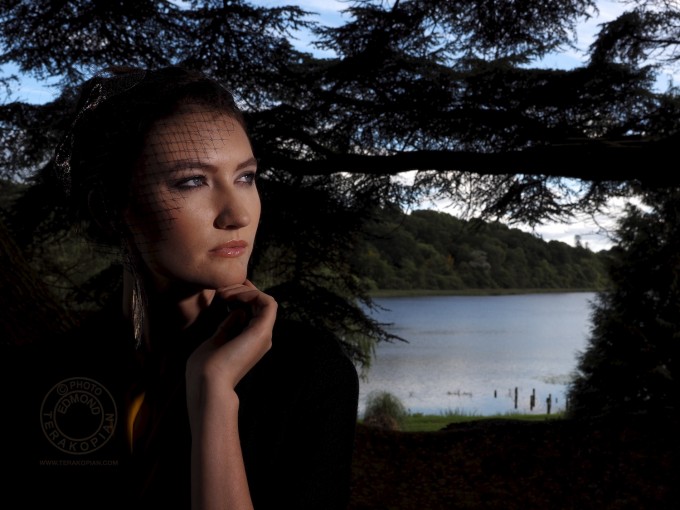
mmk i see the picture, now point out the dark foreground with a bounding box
[349,416,678,510]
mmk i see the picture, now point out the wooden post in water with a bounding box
[514,387,518,409]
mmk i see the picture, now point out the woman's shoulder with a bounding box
[271,318,357,373]
[241,317,360,401]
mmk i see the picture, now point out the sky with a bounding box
[4,0,673,251]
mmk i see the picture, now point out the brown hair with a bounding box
[54,65,247,246]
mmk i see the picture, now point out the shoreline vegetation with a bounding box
[354,208,611,294]
[368,287,600,298]
[360,390,568,433]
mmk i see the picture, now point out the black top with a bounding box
[2,303,359,509]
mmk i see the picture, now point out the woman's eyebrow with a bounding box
[164,159,215,173]
[164,156,257,173]
[235,157,258,170]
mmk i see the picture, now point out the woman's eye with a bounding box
[238,172,257,185]
[175,176,206,189]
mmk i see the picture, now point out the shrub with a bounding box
[362,391,408,431]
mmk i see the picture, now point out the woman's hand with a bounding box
[185,279,277,510]
[186,279,277,395]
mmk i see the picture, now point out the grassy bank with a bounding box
[360,411,566,433]
[400,411,565,432]
[368,288,601,298]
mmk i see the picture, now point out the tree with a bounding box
[590,0,680,67]
[0,213,77,345]
[567,187,680,418]
[1,0,678,366]
[4,1,679,218]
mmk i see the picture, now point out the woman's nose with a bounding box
[214,192,251,230]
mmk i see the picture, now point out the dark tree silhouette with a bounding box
[3,1,679,218]
[0,214,76,344]
[567,187,680,418]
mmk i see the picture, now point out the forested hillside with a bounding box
[353,207,610,291]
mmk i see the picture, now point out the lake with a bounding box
[359,292,596,417]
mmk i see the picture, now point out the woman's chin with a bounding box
[212,275,249,290]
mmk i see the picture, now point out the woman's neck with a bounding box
[154,288,216,329]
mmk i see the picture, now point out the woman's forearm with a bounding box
[186,282,276,509]
[191,386,253,510]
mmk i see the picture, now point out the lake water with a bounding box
[359,292,596,417]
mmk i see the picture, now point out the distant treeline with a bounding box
[351,207,611,291]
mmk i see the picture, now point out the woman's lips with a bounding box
[209,241,248,257]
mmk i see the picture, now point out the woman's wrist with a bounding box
[188,379,239,428]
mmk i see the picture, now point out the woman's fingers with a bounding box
[186,281,277,389]
[214,280,269,315]
[212,282,276,340]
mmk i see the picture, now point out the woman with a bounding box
[6,66,359,509]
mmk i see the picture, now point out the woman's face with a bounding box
[125,107,260,292]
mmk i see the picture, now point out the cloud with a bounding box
[517,217,617,252]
